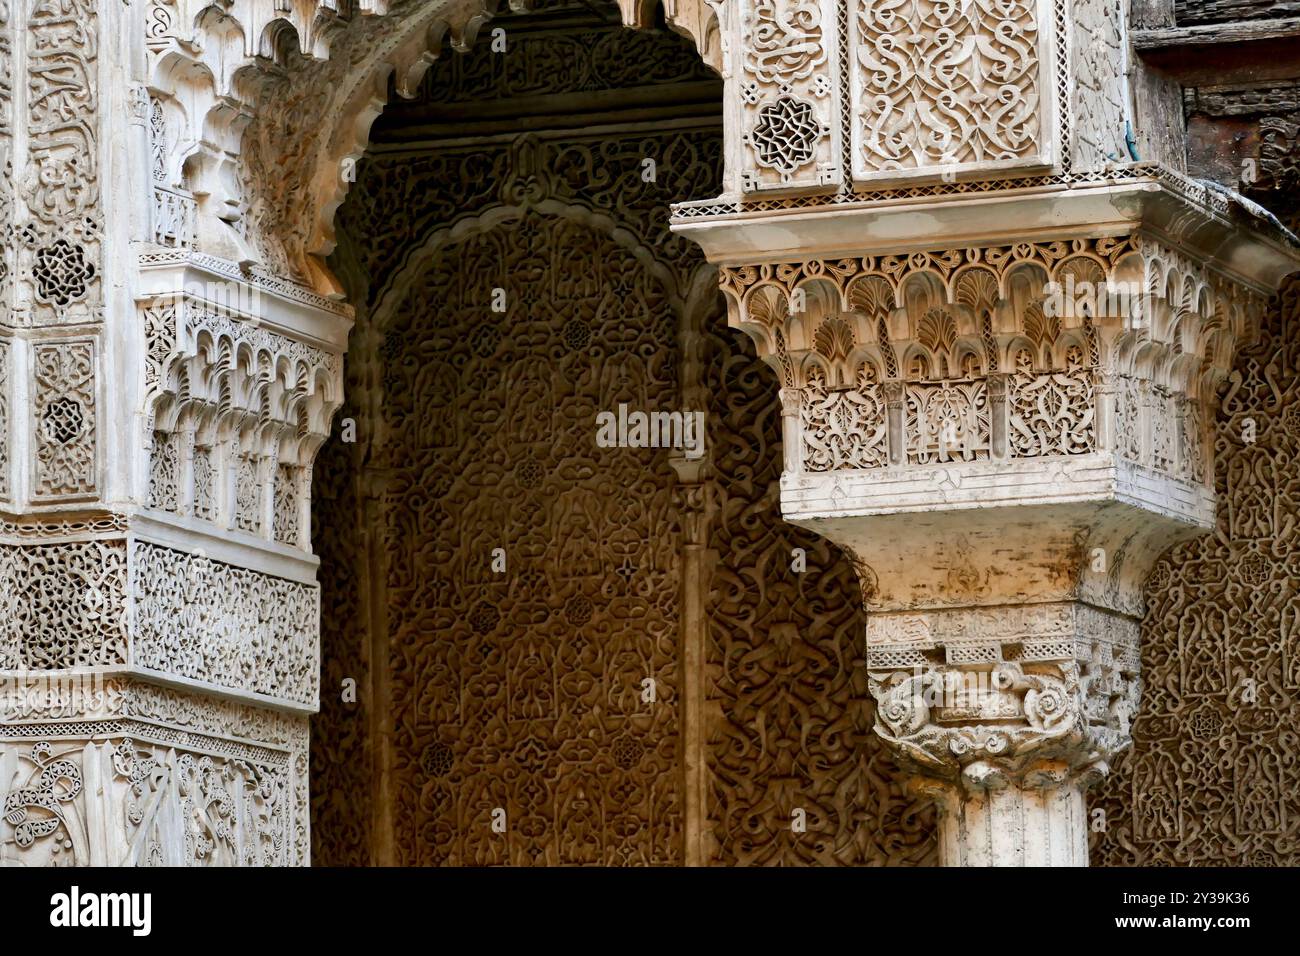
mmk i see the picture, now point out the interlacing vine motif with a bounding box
[1008,347,1095,457]
[0,539,127,669]
[117,741,280,866]
[382,215,684,866]
[907,379,991,463]
[1094,277,1300,865]
[705,302,937,865]
[852,0,1043,177]
[192,447,214,520]
[32,341,95,497]
[801,363,889,470]
[148,430,179,511]
[131,542,318,706]
[1116,375,1143,462]
[22,0,100,326]
[273,465,300,546]
[234,455,260,534]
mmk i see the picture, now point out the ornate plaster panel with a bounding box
[849,0,1053,183]
[130,541,320,708]
[0,678,310,866]
[1094,276,1300,866]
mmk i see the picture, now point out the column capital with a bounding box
[865,601,1137,788]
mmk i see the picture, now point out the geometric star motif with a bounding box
[750,96,824,180]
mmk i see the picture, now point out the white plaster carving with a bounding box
[0,539,128,669]
[849,0,1052,184]
[737,0,840,193]
[706,175,1295,866]
[0,678,309,865]
[140,289,342,549]
[32,341,97,500]
[0,0,1291,871]
[131,542,320,708]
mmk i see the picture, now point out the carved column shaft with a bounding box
[929,775,1090,867]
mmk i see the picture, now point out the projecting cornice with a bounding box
[671,164,1300,296]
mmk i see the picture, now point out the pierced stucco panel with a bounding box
[0,538,128,669]
[0,679,310,866]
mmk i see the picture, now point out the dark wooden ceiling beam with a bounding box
[1134,17,1300,86]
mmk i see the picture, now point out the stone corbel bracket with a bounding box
[676,166,1299,863]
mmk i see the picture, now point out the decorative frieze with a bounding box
[0,678,309,866]
[130,541,320,708]
[719,235,1253,489]
[0,534,318,706]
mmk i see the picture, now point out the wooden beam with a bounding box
[1134,19,1300,87]
[1133,16,1300,51]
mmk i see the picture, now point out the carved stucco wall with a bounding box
[310,7,933,866]
[1094,275,1300,865]
[308,3,1300,867]
[700,292,936,865]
